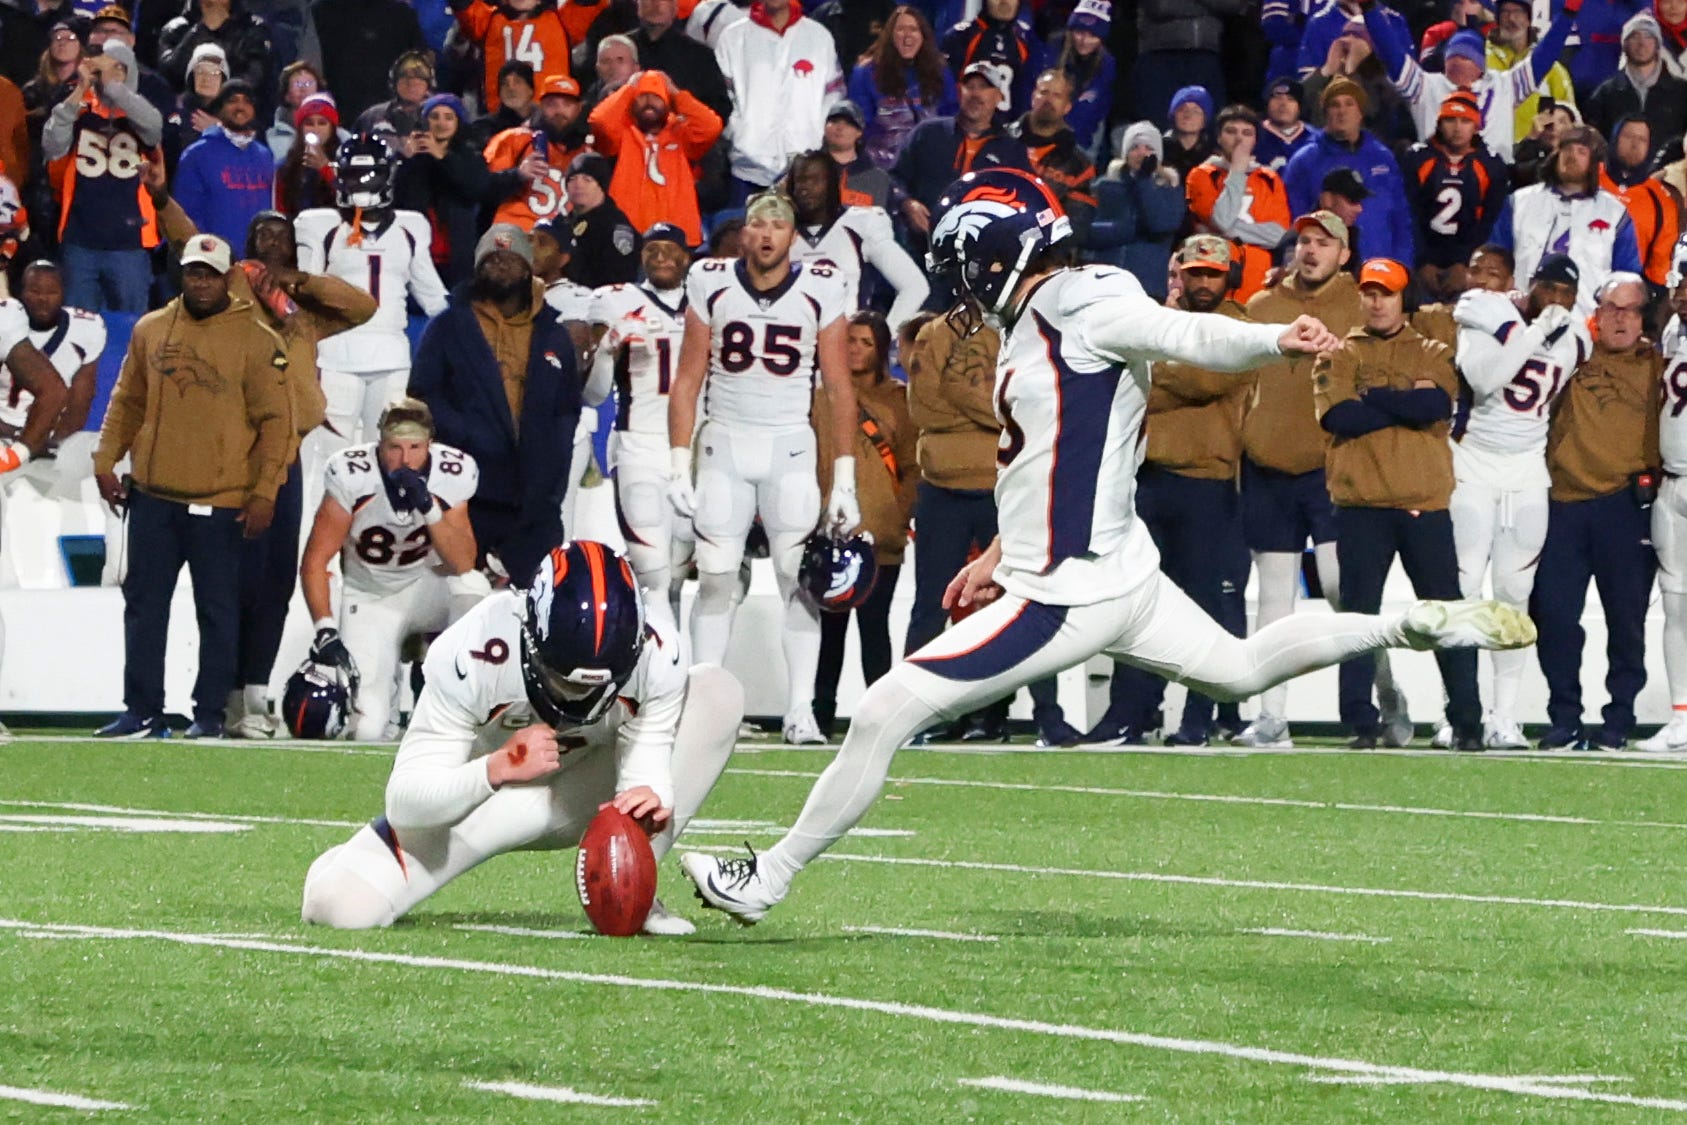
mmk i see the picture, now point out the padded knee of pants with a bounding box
[695,570,738,613]
[300,848,395,930]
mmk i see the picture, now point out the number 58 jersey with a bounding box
[324,442,480,596]
[684,258,847,431]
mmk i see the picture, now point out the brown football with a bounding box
[575,806,656,937]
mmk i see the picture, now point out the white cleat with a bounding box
[1401,599,1537,651]
[640,896,696,936]
[1231,715,1292,748]
[782,713,828,746]
[1431,722,1453,749]
[1484,719,1530,749]
[680,849,781,926]
[229,712,278,740]
[1639,715,1687,753]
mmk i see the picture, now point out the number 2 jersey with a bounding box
[0,303,103,431]
[294,208,449,372]
[684,257,847,431]
[323,442,480,596]
[589,282,687,437]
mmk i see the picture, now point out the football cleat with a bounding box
[681,848,781,925]
[1400,599,1536,651]
[1484,719,1530,749]
[1378,688,1413,747]
[782,713,827,746]
[184,720,224,740]
[94,712,169,739]
[1639,715,1687,752]
[1431,722,1453,749]
[1231,715,1292,748]
[640,897,696,937]
[230,712,278,740]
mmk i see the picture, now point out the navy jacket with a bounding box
[892,117,1032,211]
[409,286,581,581]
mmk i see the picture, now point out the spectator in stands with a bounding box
[1565,0,1653,99]
[41,39,161,312]
[88,5,172,116]
[590,33,639,107]
[1585,14,1687,151]
[164,41,225,160]
[273,91,336,217]
[1301,15,1410,141]
[1317,168,1368,273]
[849,5,957,171]
[1087,120,1185,300]
[0,73,26,188]
[485,73,587,229]
[354,49,433,139]
[716,0,844,193]
[1492,124,1641,314]
[1533,273,1660,749]
[264,59,324,163]
[1009,69,1096,236]
[453,0,575,114]
[1186,103,1291,302]
[473,61,538,147]
[562,152,639,288]
[811,309,917,738]
[307,0,427,123]
[824,102,899,209]
[1284,77,1414,264]
[409,224,581,582]
[1600,115,1681,300]
[1133,0,1238,126]
[1660,0,1687,75]
[1055,0,1113,159]
[588,69,721,247]
[632,0,731,122]
[1298,0,1408,82]
[21,19,82,141]
[1488,0,1578,143]
[91,233,291,740]
[942,0,1043,117]
[891,61,1029,235]
[1406,93,1510,301]
[1511,95,1578,186]
[395,93,491,287]
[0,2,77,91]
[173,80,272,249]
[1160,85,1214,181]
[157,0,271,102]
[1256,77,1319,171]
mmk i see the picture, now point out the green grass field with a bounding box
[6,733,1687,1121]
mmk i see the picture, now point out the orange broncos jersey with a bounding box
[483,126,587,228]
[1185,162,1291,303]
[457,2,585,111]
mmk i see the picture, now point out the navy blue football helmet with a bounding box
[283,659,357,739]
[799,530,879,612]
[928,168,1072,321]
[335,133,398,211]
[520,541,647,728]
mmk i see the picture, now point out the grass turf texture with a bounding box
[4,735,1687,1120]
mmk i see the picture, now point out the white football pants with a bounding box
[1450,478,1549,725]
[1653,477,1687,709]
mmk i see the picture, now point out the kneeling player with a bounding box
[301,540,743,934]
[299,399,479,740]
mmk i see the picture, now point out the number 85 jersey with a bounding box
[685,258,847,431]
[324,442,480,596]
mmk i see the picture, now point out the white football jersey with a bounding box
[544,277,594,323]
[684,257,847,431]
[323,441,480,596]
[590,282,687,437]
[791,206,929,330]
[1661,314,1687,475]
[993,266,1283,606]
[295,208,449,373]
[0,306,104,430]
[392,589,688,824]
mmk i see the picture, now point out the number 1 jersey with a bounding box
[324,442,480,596]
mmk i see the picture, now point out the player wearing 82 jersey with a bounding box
[668,191,861,745]
[1449,253,1589,748]
[299,400,480,741]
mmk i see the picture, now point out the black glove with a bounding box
[387,467,434,515]
[311,627,352,671]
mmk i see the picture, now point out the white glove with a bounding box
[0,438,29,474]
[1531,302,1573,338]
[825,455,860,533]
[667,445,696,519]
[1453,289,1520,338]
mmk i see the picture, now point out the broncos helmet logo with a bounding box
[928,198,1019,272]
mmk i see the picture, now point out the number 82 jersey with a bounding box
[324,442,480,596]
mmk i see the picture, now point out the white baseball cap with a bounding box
[179,234,232,273]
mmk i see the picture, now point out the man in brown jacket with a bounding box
[1314,257,1481,750]
[1532,273,1661,750]
[1240,209,1408,747]
[92,234,293,739]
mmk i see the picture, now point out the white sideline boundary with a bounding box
[464,1080,654,1107]
[1,917,1683,1113]
[0,1084,132,1111]
[727,768,1687,831]
[957,1076,1144,1103]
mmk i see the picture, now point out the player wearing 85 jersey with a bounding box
[299,400,480,741]
[668,191,861,745]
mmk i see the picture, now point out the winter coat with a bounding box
[173,125,275,249]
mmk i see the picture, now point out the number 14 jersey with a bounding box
[684,258,846,431]
[324,442,480,596]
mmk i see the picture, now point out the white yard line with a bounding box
[726,768,1687,831]
[464,1080,654,1107]
[1,917,1684,1113]
[1240,928,1391,944]
[454,924,590,940]
[0,1084,132,1111]
[0,734,393,757]
[0,814,250,834]
[0,800,360,830]
[957,1076,1144,1103]
[842,925,999,943]
[1628,928,1687,939]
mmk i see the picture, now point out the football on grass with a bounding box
[575,806,656,936]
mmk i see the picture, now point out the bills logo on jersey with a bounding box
[793,59,814,76]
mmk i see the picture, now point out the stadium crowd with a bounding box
[0,0,1684,754]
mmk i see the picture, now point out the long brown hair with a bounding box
[849,310,893,384]
[867,6,946,106]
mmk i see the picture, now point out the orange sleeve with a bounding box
[482,128,529,172]
[671,88,723,157]
[1649,184,1679,287]
[1255,169,1291,227]
[559,0,603,44]
[456,0,494,39]
[588,83,639,156]
[1185,165,1218,226]
[536,13,573,80]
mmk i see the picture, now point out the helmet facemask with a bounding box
[520,621,622,729]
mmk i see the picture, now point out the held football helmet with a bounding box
[335,133,398,211]
[799,530,878,612]
[928,168,1072,323]
[282,658,358,739]
[520,541,647,728]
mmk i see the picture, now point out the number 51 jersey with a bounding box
[324,442,480,596]
[684,258,847,431]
